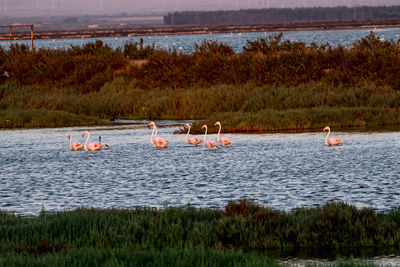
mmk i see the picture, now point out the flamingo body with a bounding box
[323,126,342,146]
[184,123,203,146]
[68,134,84,151]
[201,125,220,150]
[82,131,102,151]
[148,121,169,149]
[214,121,231,148]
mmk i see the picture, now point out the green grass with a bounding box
[0,201,397,266]
[0,249,280,267]
[2,80,400,130]
[1,201,400,252]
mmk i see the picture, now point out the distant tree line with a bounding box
[164,5,400,25]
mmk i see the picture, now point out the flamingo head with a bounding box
[201,125,207,130]
[214,121,221,127]
[99,136,102,143]
[68,134,71,140]
[148,122,155,129]
[184,123,189,129]
[82,130,89,137]
[323,126,330,132]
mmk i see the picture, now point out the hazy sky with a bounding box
[1,0,399,17]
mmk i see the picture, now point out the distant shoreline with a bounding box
[1,19,400,40]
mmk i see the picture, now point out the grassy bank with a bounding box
[1,32,400,130]
[2,80,399,132]
[0,201,399,265]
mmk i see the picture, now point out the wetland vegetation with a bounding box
[1,32,400,132]
[0,201,397,266]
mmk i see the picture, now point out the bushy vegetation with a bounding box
[1,32,400,130]
[0,201,398,265]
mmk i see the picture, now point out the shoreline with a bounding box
[2,19,400,40]
[2,119,400,134]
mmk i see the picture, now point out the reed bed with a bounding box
[1,32,400,129]
[0,201,395,265]
[1,201,400,253]
[1,80,399,131]
[0,249,279,266]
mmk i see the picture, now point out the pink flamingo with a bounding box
[323,126,343,146]
[148,121,169,148]
[68,134,84,151]
[184,123,202,146]
[201,124,220,150]
[82,130,102,151]
[214,121,232,148]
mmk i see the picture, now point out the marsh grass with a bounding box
[2,33,400,129]
[2,80,400,130]
[0,201,397,265]
[0,109,107,128]
[1,201,400,253]
[0,248,279,267]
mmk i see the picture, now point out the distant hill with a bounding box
[164,5,400,25]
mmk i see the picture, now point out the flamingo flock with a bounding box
[69,123,342,151]
[68,131,109,151]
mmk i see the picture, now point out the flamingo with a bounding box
[148,121,169,148]
[184,123,202,146]
[82,130,102,151]
[323,126,343,146]
[68,134,84,151]
[98,136,109,149]
[201,124,220,150]
[214,121,232,148]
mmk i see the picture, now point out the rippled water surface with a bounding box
[1,122,399,216]
[1,27,400,52]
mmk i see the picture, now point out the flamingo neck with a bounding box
[150,127,155,144]
[84,132,90,151]
[69,136,73,150]
[217,124,221,142]
[154,126,158,137]
[203,126,207,144]
[325,128,330,146]
[185,126,190,144]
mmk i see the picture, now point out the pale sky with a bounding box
[1,0,399,17]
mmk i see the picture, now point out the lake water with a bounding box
[1,121,399,217]
[1,27,400,53]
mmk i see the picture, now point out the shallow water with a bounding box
[1,27,400,52]
[0,122,399,217]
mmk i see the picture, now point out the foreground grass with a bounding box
[0,201,399,266]
[0,248,279,267]
[2,201,399,251]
